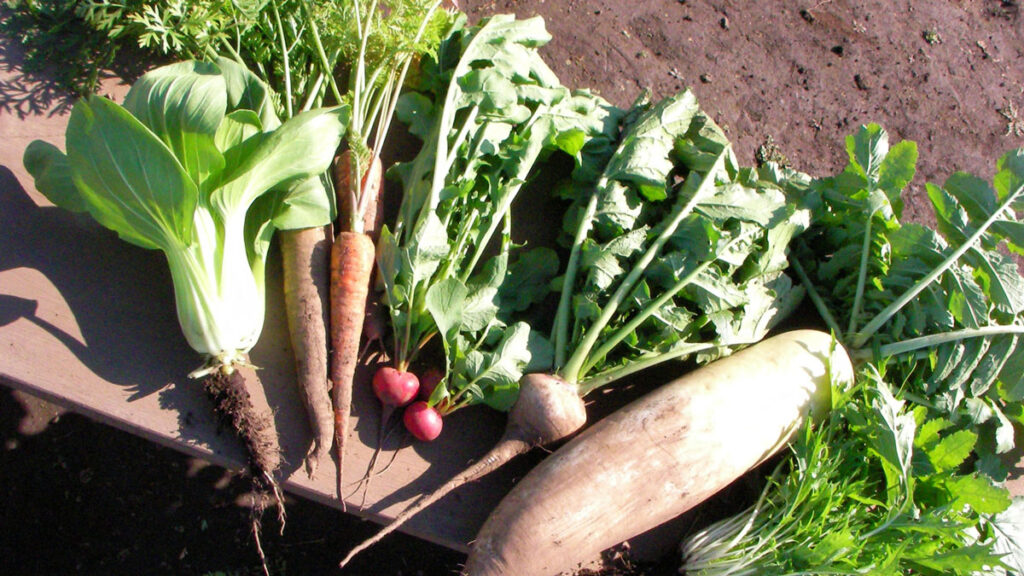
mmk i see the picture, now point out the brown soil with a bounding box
[203,364,282,482]
[2,1,1024,575]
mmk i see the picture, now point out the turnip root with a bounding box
[338,373,587,567]
[463,330,853,576]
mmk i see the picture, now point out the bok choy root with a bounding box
[23,59,348,571]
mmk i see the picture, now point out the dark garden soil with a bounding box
[2,1,1023,575]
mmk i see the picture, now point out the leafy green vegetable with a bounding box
[681,124,1024,576]
[378,14,621,413]
[789,125,1024,464]
[682,368,1013,576]
[551,90,812,393]
[23,59,347,369]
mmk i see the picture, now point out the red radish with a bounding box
[403,401,444,442]
[359,297,388,360]
[352,366,421,506]
[418,367,444,401]
[372,367,420,407]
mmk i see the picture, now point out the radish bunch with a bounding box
[371,366,444,442]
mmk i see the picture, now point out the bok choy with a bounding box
[25,58,347,371]
[22,58,348,568]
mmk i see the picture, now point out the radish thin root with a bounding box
[338,436,532,569]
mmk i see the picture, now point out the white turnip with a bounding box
[464,329,853,576]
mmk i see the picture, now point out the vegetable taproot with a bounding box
[280,224,333,477]
[464,329,851,576]
[327,1,454,501]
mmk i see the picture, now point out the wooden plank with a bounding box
[0,39,542,555]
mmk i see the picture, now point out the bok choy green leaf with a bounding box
[24,58,348,371]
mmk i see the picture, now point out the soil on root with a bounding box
[202,364,285,573]
[203,367,281,481]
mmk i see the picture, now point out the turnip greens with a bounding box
[549,89,812,394]
[379,14,621,413]
[682,125,1024,575]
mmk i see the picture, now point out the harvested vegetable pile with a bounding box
[6,1,1024,575]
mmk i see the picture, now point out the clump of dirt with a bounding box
[203,366,281,483]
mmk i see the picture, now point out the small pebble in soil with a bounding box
[800,8,815,23]
[699,73,712,83]
[922,29,942,45]
[720,16,730,30]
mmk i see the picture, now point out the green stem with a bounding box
[369,69,398,153]
[459,133,545,283]
[787,252,844,341]
[579,229,755,378]
[853,324,1024,362]
[360,66,387,134]
[438,208,479,281]
[428,19,495,205]
[270,0,293,119]
[443,106,481,176]
[852,182,1024,349]
[552,189,600,371]
[349,0,379,140]
[562,148,729,384]
[301,70,325,112]
[577,341,734,396]
[217,38,245,64]
[847,211,875,337]
[372,0,443,160]
[301,4,343,104]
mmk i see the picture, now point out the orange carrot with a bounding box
[330,150,384,504]
[330,230,376,502]
[334,150,384,239]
